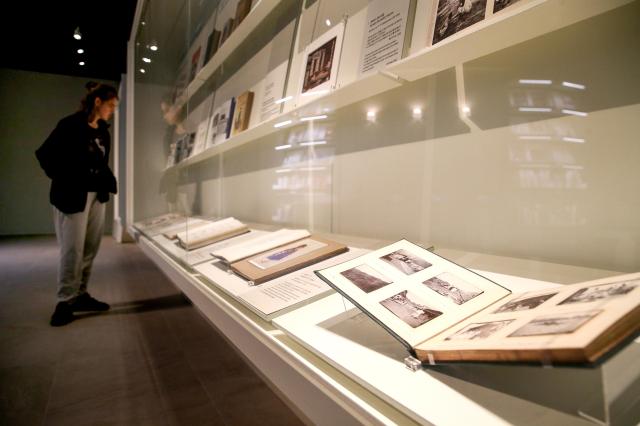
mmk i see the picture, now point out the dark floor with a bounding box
[0,236,304,426]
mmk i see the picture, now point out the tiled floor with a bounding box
[0,236,304,426]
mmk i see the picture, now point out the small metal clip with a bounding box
[404,356,422,372]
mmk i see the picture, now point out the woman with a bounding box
[36,82,118,326]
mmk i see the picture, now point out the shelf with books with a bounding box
[166,71,401,170]
[181,0,282,105]
[388,0,631,82]
[166,0,630,172]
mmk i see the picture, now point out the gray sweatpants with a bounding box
[53,192,105,302]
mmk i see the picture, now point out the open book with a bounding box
[315,240,640,364]
[211,229,347,284]
[176,217,249,250]
[162,218,212,240]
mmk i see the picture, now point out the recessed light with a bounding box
[142,57,151,63]
[77,48,84,54]
[140,68,146,74]
[79,61,85,66]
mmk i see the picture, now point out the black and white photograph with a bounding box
[380,290,442,328]
[432,0,487,45]
[302,37,336,93]
[446,320,514,341]
[380,249,431,275]
[422,272,483,305]
[494,292,557,313]
[509,311,600,337]
[493,0,523,13]
[558,280,638,305]
[340,264,393,293]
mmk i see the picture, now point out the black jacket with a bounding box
[35,111,117,214]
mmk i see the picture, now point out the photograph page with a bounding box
[417,272,640,363]
[315,240,511,350]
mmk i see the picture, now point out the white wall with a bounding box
[0,68,116,235]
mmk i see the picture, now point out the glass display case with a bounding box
[128,0,640,424]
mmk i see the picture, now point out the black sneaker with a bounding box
[50,302,74,326]
[71,293,110,312]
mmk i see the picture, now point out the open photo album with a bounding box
[211,228,347,284]
[315,240,640,364]
[176,217,249,250]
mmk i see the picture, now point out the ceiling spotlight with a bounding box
[140,68,146,74]
[79,61,85,66]
[77,48,84,54]
[149,41,158,51]
[142,57,151,63]
[73,27,82,40]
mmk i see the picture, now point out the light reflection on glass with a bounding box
[519,79,552,85]
[519,135,551,141]
[274,119,293,128]
[562,137,585,143]
[300,114,328,122]
[562,81,586,90]
[275,96,293,104]
[518,107,552,112]
[561,109,588,117]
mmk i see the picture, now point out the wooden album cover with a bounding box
[231,236,348,284]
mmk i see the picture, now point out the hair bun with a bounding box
[85,81,100,92]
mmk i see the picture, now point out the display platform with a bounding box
[274,271,640,425]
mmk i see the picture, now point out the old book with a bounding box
[177,217,249,250]
[220,18,235,46]
[315,239,640,364]
[231,236,348,285]
[196,248,366,321]
[134,213,184,231]
[204,29,221,64]
[192,119,209,156]
[231,91,254,136]
[233,0,252,31]
[189,46,202,82]
[212,229,311,265]
[213,98,235,145]
[161,218,211,240]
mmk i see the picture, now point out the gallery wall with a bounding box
[0,68,115,235]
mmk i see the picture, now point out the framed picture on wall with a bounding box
[298,22,345,98]
[431,0,488,45]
